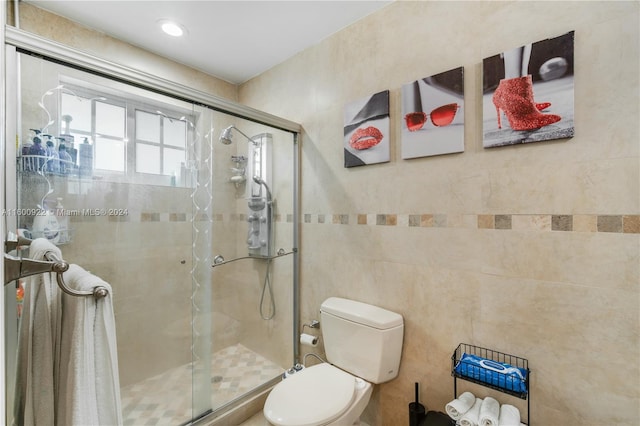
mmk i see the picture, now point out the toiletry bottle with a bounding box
[45,137,59,173]
[79,137,93,177]
[58,143,73,174]
[21,129,39,171]
[55,198,69,244]
[28,135,46,171]
[60,115,77,165]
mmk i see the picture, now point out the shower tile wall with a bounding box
[54,183,195,387]
[238,2,640,425]
[211,125,295,371]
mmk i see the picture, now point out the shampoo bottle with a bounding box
[79,137,93,177]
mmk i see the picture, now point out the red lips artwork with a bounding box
[349,126,383,150]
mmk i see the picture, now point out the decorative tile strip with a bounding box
[113,212,639,235]
[302,212,630,233]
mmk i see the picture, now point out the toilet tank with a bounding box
[320,297,404,384]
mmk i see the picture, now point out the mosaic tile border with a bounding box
[302,213,640,234]
[69,211,296,223]
[70,211,640,234]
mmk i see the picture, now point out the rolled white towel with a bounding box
[498,404,521,426]
[479,396,500,426]
[460,398,483,426]
[445,391,476,420]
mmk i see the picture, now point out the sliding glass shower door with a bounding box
[4,38,298,425]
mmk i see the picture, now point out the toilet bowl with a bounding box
[264,298,403,426]
[263,363,372,426]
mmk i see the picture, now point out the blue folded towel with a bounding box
[454,353,528,394]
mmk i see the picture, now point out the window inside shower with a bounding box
[4,47,296,425]
[56,81,194,186]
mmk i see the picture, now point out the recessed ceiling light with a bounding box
[159,20,185,37]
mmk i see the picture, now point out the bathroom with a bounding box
[1,1,639,425]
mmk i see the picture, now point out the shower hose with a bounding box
[260,258,275,320]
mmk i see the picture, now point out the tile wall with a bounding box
[238,1,640,425]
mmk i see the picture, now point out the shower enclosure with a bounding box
[2,27,300,425]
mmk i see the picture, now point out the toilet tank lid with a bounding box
[321,297,403,329]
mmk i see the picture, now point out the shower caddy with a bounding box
[451,343,530,425]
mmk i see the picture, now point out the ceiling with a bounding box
[25,0,392,85]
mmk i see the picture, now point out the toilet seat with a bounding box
[264,363,357,426]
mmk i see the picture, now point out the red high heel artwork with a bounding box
[492,75,560,131]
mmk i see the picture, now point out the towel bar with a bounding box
[211,247,297,268]
[4,236,108,298]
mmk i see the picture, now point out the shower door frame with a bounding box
[2,25,301,424]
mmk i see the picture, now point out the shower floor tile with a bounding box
[121,344,283,426]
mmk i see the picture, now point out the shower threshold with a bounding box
[121,343,283,426]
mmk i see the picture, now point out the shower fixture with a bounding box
[219,125,260,146]
[229,155,247,186]
[252,176,273,203]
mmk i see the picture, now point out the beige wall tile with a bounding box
[239,2,639,424]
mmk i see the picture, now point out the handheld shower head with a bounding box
[219,125,260,146]
[253,176,273,202]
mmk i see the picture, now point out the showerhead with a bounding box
[219,125,234,145]
[253,176,273,202]
[219,125,260,146]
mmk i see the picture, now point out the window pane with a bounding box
[163,147,185,176]
[96,102,125,138]
[94,136,125,171]
[163,118,186,148]
[136,143,161,174]
[61,93,91,132]
[136,110,160,143]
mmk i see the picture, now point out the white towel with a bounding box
[460,398,483,426]
[479,396,500,426]
[56,264,123,425]
[498,404,521,426]
[13,238,62,425]
[445,391,476,420]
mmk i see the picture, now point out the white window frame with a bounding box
[59,83,195,186]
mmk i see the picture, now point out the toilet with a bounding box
[264,297,404,426]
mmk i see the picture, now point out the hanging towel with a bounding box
[498,404,521,426]
[479,396,500,426]
[13,238,62,426]
[459,398,483,426]
[445,391,476,420]
[56,264,123,425]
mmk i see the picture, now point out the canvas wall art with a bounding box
[401,67,464,159]
[343,90,390,168]
[482,31,575,148]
